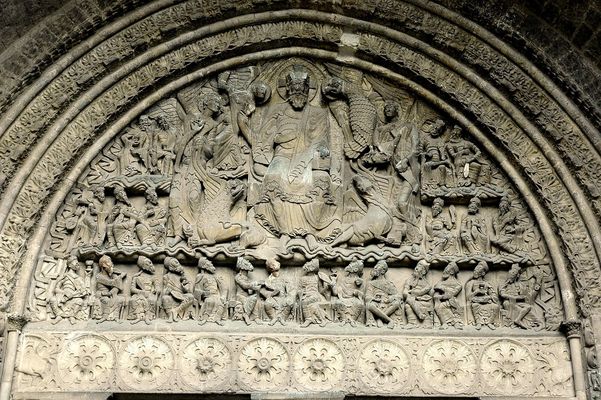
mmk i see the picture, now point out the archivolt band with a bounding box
[0,1,600,399]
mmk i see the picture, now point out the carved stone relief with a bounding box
[28,59,563,334]
[13,330,575,397]
[16,58,576,398]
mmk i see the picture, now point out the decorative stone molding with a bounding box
[0,2,598,399]
[561,320,583,339]
[0,7,595,322]
[6,314,29,333]
[13,329,575,398]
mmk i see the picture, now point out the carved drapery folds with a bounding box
[0,0,597,396]
[29,60,563,333]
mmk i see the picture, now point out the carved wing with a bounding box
[345,91,377,159]
[343,187,367,223]
[364,74,415,117]
[147,98,185,128]
[324,63,377,159]
[176,78,211,114]
[195,161,222,203]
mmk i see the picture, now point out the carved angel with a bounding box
[322,76,377,159]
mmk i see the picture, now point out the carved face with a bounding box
[286,72,309,110]
[443,262,458,278]
[432,201,443,216]
[450,125,462,139]
[468,198,480,214]
[114,186,128,203]
[199,258,216,274]
[88,202,98,216]
[203,95,222,116]
[99,256,114,275]
[384,102,399,120]
[172,260,184,274]
[323,77,343,99]
[431,119,446,137]
[266,259,280,276]
[145,188,158,205]
[345,260,364,275]
[67,256,80,272]
[252,82,271,104]
[303,259,319,273]
[499,198,510,214]
[228,179,245,200]
[155,116,169,130]
[138,256,155,273]
[371,261,388,278]
[507,265,520,281]
[205,262,216,274]
[473,262,488,278]
[139,115,152,131]
[415,261,428,277]
[93,187,105,202]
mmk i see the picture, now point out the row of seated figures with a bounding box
[41,253,562,331]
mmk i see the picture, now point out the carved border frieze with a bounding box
[13,329,575,397]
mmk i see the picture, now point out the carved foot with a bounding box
[301,320,313,328]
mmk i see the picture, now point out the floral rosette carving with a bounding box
[293,339,344,391]
[57,335,115,389]
[181,338,231,389]
[358,340,409,393]
[422,340,476,394]
[118,336,174,390]
[238,338,289,390]
[481,340,533,395]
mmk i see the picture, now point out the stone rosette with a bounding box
[293,338,345,391]
[117,336,174,390]
[180,337,232,390]
[238,338,290,391]
[14,331,573,397]
[422,339,477,394]
[480,339,534,395]
[358,339,410,393]
[57,334,115,390]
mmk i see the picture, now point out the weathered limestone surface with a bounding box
[0,1,599,400]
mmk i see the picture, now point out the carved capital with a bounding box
[561,319,582,338]
[6,313,30,332]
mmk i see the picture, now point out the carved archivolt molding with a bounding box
[0,5,599,321]
[13,330,574,397]
[0,2,599,399]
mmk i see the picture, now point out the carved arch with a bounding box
[0,2,599,399]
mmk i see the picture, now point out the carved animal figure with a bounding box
[322,76,377,159]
